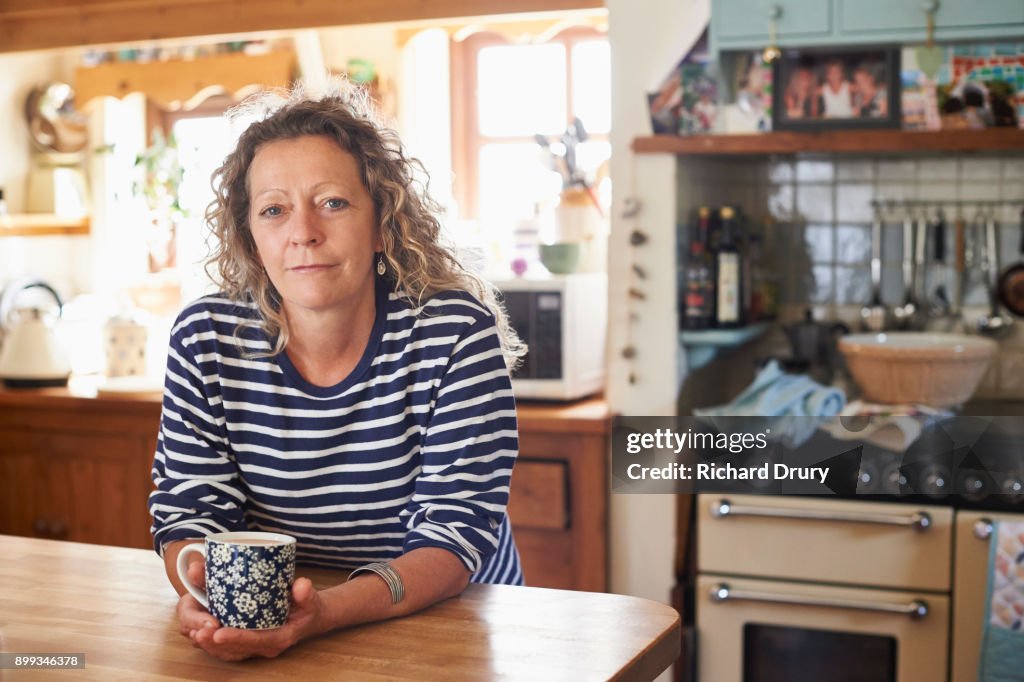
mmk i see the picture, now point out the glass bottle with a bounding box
[715,206,744,328]
[683,207,716,330]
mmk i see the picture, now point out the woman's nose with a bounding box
[288,208,324,245]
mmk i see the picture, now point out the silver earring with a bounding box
[376,253,386,276]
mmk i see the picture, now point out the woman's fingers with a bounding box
[176,593,219,636]
[186,556,206,590]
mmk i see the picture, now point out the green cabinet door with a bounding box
[837,0,1024,42]
[712,0,832,49]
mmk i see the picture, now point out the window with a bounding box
[451,27,610,228]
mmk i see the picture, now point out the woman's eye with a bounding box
[325,198,349,210]
[259,205,282,217]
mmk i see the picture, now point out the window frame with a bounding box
[450,25,608,221]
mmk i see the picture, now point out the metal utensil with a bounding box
[892,210,919,329]
[861,203,889,331]
[978,207,1014,337]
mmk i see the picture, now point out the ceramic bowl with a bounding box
[838,332,998,408]
[539,242,581,275]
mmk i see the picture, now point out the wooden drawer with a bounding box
[508,460,569,530]
[697,494,953,591]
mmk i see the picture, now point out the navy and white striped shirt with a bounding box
[149,276,523,585]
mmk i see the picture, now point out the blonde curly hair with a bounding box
[204,81,525,369]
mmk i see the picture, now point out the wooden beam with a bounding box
[0,0,603,54]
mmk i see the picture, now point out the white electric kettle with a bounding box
[0,279,71,387]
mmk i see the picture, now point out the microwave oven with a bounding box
[492,273,606,401]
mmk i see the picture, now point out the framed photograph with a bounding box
[772,47,900,130]
[719,51,774,133]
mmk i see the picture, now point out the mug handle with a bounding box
[176,543,209,608]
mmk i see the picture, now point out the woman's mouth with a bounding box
[290,264,336,273]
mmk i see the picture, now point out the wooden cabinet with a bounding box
[0,389,159,549]
[512,399,610,592]
[837,0,1024,39]
[712,0,831,48]
[0,386,610,591]
[711,0,1024,51]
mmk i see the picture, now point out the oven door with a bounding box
[697,574,949,682]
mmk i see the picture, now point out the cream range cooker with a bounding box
[685,420,1024,682]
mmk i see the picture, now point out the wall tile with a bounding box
[918,158,959,182]
[874,182,917,203]
[804,224,834,262]
[999,223,1023,267]
[836,159,876,182]
[962,158,1002,181]
[835,266,871,305]
[918,182,960,202]
[810,265,834,303]
[796,184,834,222]
[1002,158,1024,181]
[877,159,918,181]
[768,184,795,220]
[769,160,794,183]
[796,160,834,182]
[836,183,875,223]
[836,224,872,264]
[960,183,1002,202]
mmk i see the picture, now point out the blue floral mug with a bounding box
[176,532,297,629]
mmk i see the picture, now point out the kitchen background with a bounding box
[2,1,1024,680]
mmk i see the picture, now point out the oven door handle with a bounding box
[710,498,932,531]
[709,582,929,619]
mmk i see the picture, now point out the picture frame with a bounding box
[772,46,901,131]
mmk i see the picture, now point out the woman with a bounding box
[852,65,888,118]
[784,66,817,120]
[148,82,526,661]
[819,59,853,118]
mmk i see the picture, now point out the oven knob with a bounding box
[919,464,950,499]
[958,471,991,502]
[882,462,910,495]
[1001,473,1024,503]
[856,460,880,494]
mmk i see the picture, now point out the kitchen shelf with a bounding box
[632,128,1024,156]
[680,322,771,370]
[0,215,90,237]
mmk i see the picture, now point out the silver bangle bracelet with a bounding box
[347,562,405,604]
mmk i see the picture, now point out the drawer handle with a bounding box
[974,518,994,540]
[710,498,932,531]
[709,582,929,619]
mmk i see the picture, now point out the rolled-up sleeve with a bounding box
[402,316,519,572]
[148,314,247,554]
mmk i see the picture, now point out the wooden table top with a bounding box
[0,536,679,681]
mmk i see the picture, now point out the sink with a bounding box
[838,332,998,408]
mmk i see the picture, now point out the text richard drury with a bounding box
[623,428,830,484]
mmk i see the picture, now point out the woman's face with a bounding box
[826,63,844,87]
[247,134,382,319]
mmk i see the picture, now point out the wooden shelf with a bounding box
[0,215,91,237]
[632,128,1024,156]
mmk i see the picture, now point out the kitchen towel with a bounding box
[979,520,1024,682]
[817,400,953,452]
[694,360,845,447]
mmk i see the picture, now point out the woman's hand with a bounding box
[183,577,326,661]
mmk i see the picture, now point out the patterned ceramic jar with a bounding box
[176,531,297,629]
